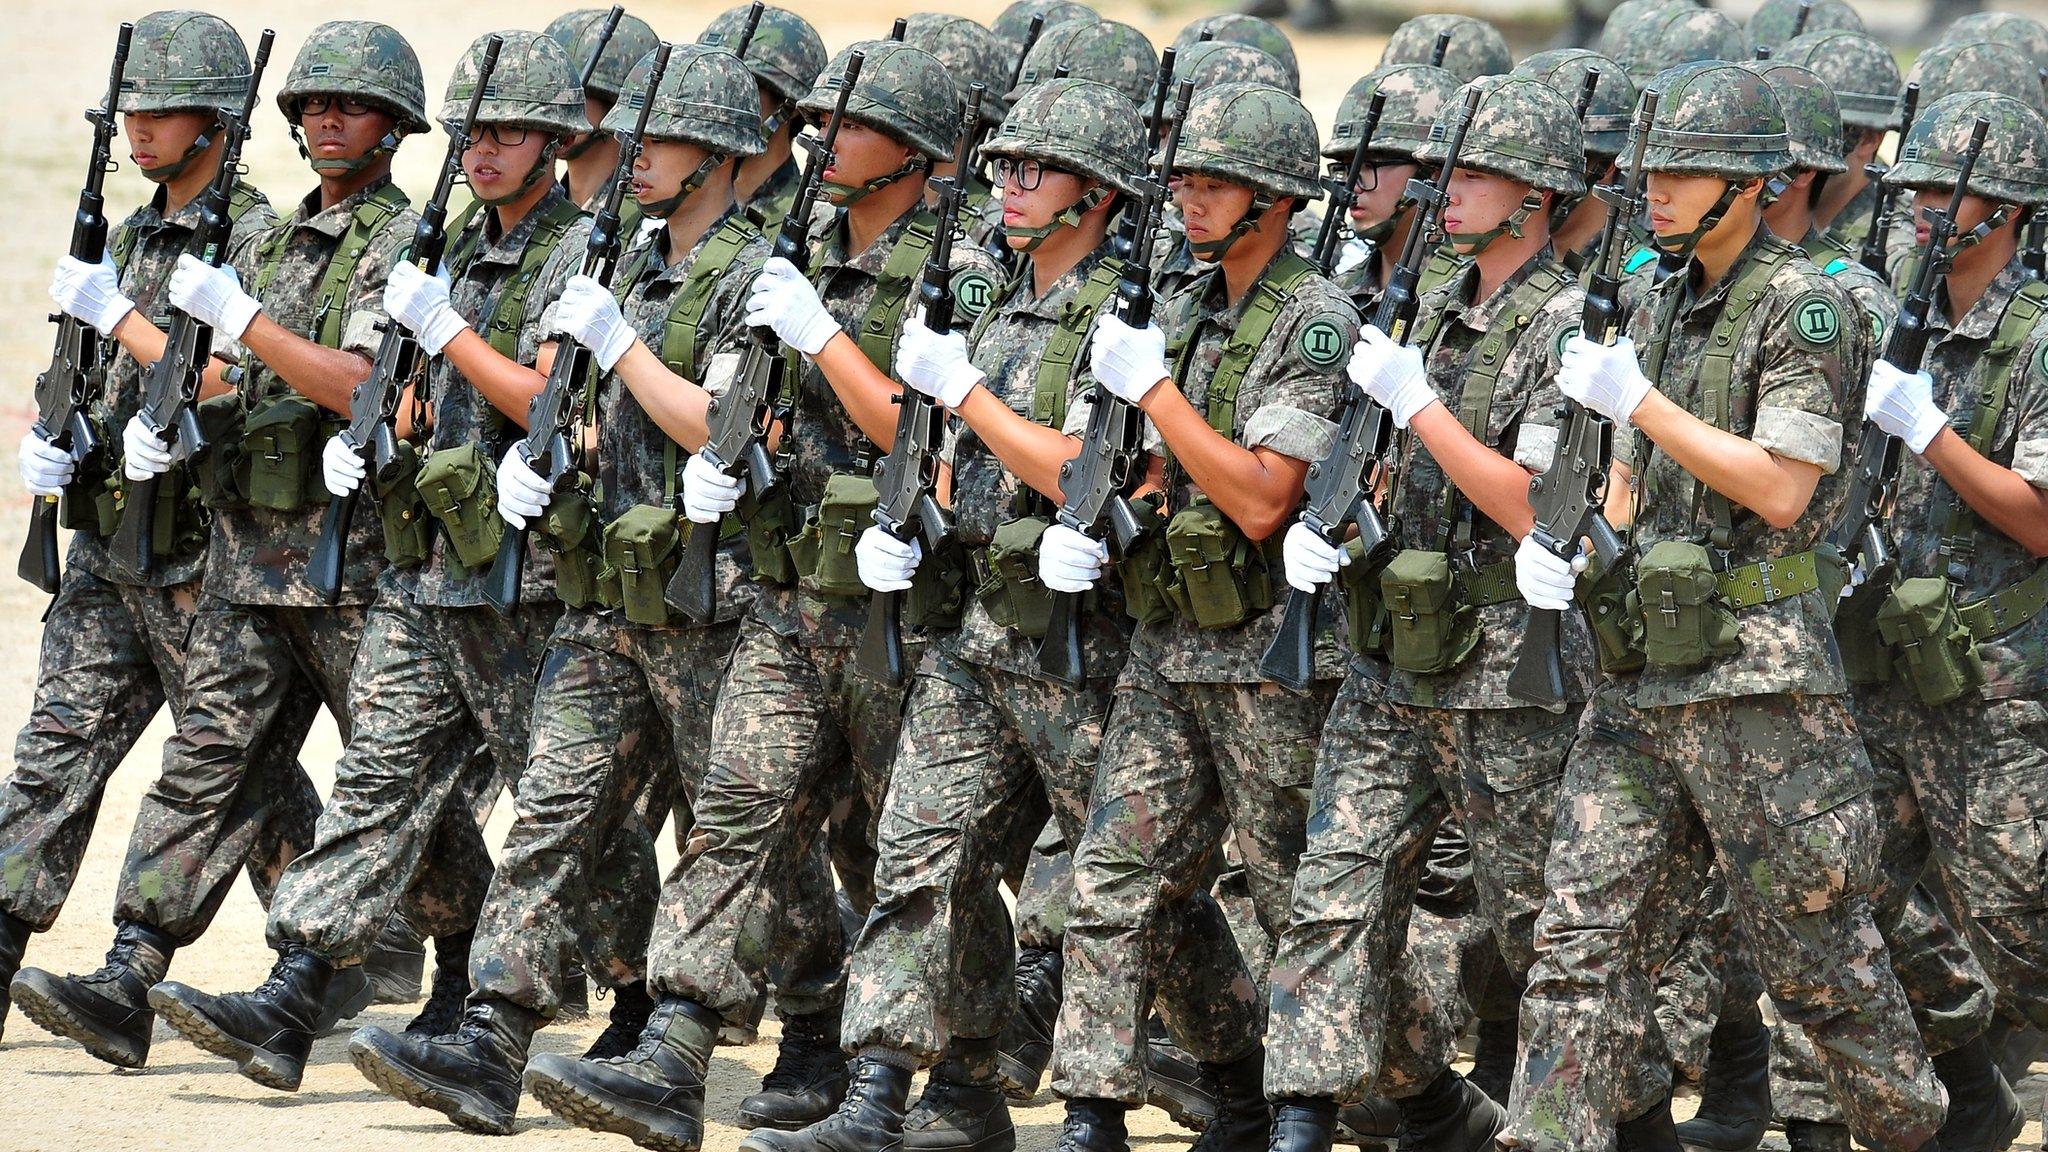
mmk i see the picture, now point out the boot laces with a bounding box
[760,1026,840,1093]
[82,926,158,987]
[251,950,304,1000]
[405,962,470,1038]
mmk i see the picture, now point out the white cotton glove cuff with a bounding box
[322,434,366,497]
[169,255,261,339]
[19,430,76,496]
[553,275,637,372]
[52,254,134,338]
[1088,314,1170,406]
[1558,335,1654,425]
[1038,522,1109,594]
[416,306,470,357]
[897,324,984,408]
[1865,360,1948,455]
[1282,521,1350,593]
[121,414,173,482]
[496,444,555,529]
[681,451,744,524]
[855,526,923,592]
[1348,326,1433,429]
[1515,534,1587,612]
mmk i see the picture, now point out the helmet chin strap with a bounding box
[1450,189,1546,255]
[1000,184,1110,253]
[1948,200,2017,253]
[1188,191,1276,262]
[761,97,798,141]
[476,137,562,207]
[140,115,224,183]
[823,153,929,207]
[1648,179,1744,260]
[643,153,727,219]
[295,125,405,176]
[561,123,614,161]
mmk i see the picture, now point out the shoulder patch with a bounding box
[1623,246,1657,275]
[1554,323,1581,361]
[1297,315,1350,369]
[952,269,995,322]
[1788,291,1843,349]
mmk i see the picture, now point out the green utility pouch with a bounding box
[1877,577,1986,706]
[605,503,683,625]
[537,476,616,611]
[372,440,431,569]
[242,396,325,512]
[790,472,876,599]
[1631,540,1742,670]
[1379,549,1482,675]
[981,516,1057,639]
[1835,580,1893,683]
[905,539,967,631]
[67,453,115,535]
[1581,550,1646,676]
[1161,500,1276,631]
[415,443,501,572]
[1339,535,1393,656]
[92,471,123,537]
[192,392,249,510]
[743,488,800,586]
[1117,498,1174,627]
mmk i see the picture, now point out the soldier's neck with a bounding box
[1029,218,1106,297]
[1690,207,1757,292]
[1472,226,1544,301]
[1219,212,1289,307]
[845,176,926,257]
[1813,165,1867,232]
[489,177,554,237]
[163,155,220,216]
[1943,232,2020,325]
[317,158,390,213]
[735,130,794,202]
[1762,199,1814,247]
[664,180,737,256]
[566,142,620,207]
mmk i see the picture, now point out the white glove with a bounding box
[167,254,261,339]
[1556,335,1654,425]
[1864,360,1948,455]
[895,321,983,408]
[322,434,366,497]
[496,444,555,529]
[121,414,173,481]
[553,274,637,372]
[744,257,840,356]
[18,430,78,497]
[1282,521,1350,593]
[1347,325,1432,429]
[855,525,923,592]
[1038,522,1109,594]
[1087,313,1170,406]
[1515,534,1588,612]
[50,253,134,338]
[680,451,744,524]
[385,261,468,355]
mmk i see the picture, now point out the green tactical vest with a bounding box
[250,183,411,350]
[966,257,1126,432]
[444,195,587,360]
[109,182,268,275]
[1166,248,1323,448]
[1933,279,2048,573]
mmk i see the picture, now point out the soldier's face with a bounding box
[999,165,1090,241]
[297,97,397,169]
[464,124,552,201]
[1176,172,1257,244]
[1646,171,1733,238]
[122,111,214,174]
[1911,188,2007,248]
[1351,160,1418,232]
[823,121,919,202]
[636,139,714,206]
[1444,168,1535,248]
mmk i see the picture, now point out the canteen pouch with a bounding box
[192,392,249,511]
[905,538,967,631]
[61,418,113,534]
[373,440,432,570]
[1162,500,1275,631]
[1339,535,1393,656]
[1581,549,1646,676]
[537,476,615,611]
[1835,578,1894,684]
[982,516,1056,639]
[605,503,683,625]
[743,487,799,586]
[415,443,502,572]
[1877,576,1985,706]
[791,472,877,599]
[242,395,324,512]
[1378,549,1481,676]
[1116,498,1173,628]
[1631,540,1741,670]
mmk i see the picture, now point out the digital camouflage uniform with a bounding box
[1776,29,1902,261]
[1503,64,1944,1152]
[1320,65,1460,315]
[1052,83,1359,1106]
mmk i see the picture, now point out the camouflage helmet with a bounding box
[1595,0,1689,61]
[1513,48,1639,162]
[1008,18,1157,109]
[1416,75,1586,196]
[1748,61,1846,174]
[1903,41,2048,115]
[1324,63,1459,164]
[1886,91,2048,207]
[1625,6,1745,84]
[1169,81,1321,202]
[1172,40,1297,101]
[598,43,764,156]
[1936,12,2048,71]
[275,21,428,135]
[440,30,588,137]
[1642,60,1796,178]
[992,1,1100,49]
[1743,0,1863,55]
[698,5,827,106]
[982,77,1145,195]
[544,9,660,103]
[1379,14,1511,85]
[1777,30,1900,131]
[1170,14,1298,82]
[117,9,252,116]
[798,40,960,161]
[902,13,1011,120]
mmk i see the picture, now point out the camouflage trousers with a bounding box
[1503,689,1945,1152]
[645,618,915,1027]
[1265,683,1587,1102]
[266,592,559,963]
[1014,821,1070,952]
[463,609,737,1015]
[1051,656,1331,1103]
[112,595,363,945]
[0,567,317,931]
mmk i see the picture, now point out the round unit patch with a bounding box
[1554,323,1581,361]
[953,270,995,321]
[1789,292,1842,349]
[1298,316,1350,369]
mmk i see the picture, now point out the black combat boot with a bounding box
[151,947,336,1090]
[352,997,543,1134]
[365,917,426,1005]
[1784,1121,1852,1152]
[1616,1094,1681,1152]
[1271,1097,1340,1152]
[1395,1069,1504,1152]
[1147,1016,1219,1131]
[0,910,31,1041]
[995,946,1061,1100]
[739,1010,854,1129]
[1672,1005,1770,1151]
[1465,1016,1517,1106]
[741,1055,916,1152]
[1054,1099,1130,1152]
[1933,1036,2027,1152]
[586,980,658,1059]
[1335,1096,1399,1150]
[403,933,473,1038]
[1984,1015,2047,1084]
[525,995,721,1151]
[902,1037,1015,1152]
[1188,1047,1271,1152]
[313,961,373,1034]
[10,918,174,1067]
[560,957,592,1020]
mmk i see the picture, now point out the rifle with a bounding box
[1310,90,1385,277]
[1829,116,1988,601]
[1859,83,1918,277]
[2028,68,2048,280]
[666,51,864,622]
[857,84,984,683]
[21,22,131,593]
[1505,90,1659,709]
[1258,85,1482,691]
[580,6,625,92]
[731,2,765,56]
[306,36,502,603]
[481,41,672,614]
[1006,14,1046,94]
[110,28,272,577]
[1430,29,1451,68]
[1035,78,1194,688]
[1792,0,1814,38]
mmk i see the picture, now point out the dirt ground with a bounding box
[0,0,2046,1148]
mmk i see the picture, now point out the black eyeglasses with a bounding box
[992,157,1069,191]
[297,95,377,117]
[471,123,534,148]
[1328,160,1405,193]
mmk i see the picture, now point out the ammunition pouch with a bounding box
[1877,577,1987,706]
[1338,534,1394,656]
[604,503,684,625]
[979,516,1056,639]
[372,440,432,570]
[1379,550,1483,676]
[742,487,800,587]
[1116,498,1172,627]
[415,443,502,574]
[1161,500,1278,631]
[64,434,115,536]
[905,537,966,632]
[1629,540,1742,670]
[790,472,877,600]
[242,395,328,513]
[1581,548,1646,676]
[536,474,617,612]
[192,392,249,510]
[1835,578,1893,684]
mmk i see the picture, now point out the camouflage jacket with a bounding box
[1819,177,1884,257]
[743,157,802,228]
